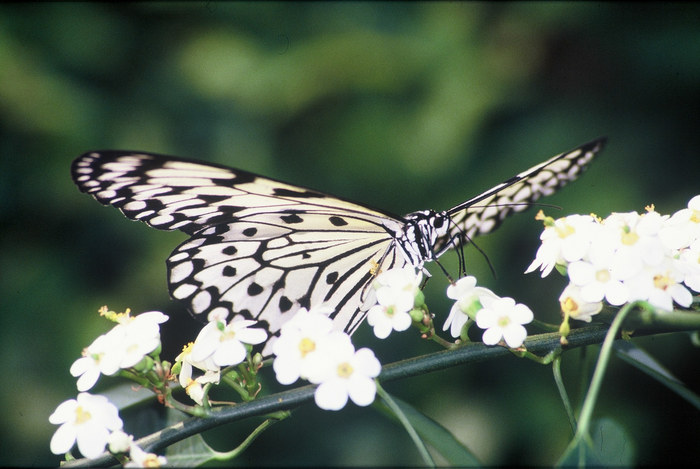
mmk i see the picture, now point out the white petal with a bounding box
[481,327,502,345]
[347,376,377,407]
[372,320,392,339]
[392,311,413,332]
[50,423,77,455]
[353,348,381,378]
[314,380,348,411]
[76,368,101,392]
[237,327,268,345]
[213,340,246,367]
[76,424,109,459]
[49,399,77,424]
[503,324,527,348]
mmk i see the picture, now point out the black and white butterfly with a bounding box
[72,138,605,355]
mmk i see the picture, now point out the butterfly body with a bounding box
[72,138,606,355]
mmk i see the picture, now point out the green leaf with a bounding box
[164,431,220,468]
[557,418,635,467]
[614,341,700,410]
[376,395,481,466]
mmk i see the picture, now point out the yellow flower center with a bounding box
[143,453,164,467]
[620,228,639,246]
[560,296,579,315]
[298,337,315,357]
[337,361,353,378]
[691,210,700,224]
[653,273,672,290]
[595,269,610,283]
[555,223,575,238]
[497,315,511,328]
[75,405,92,424]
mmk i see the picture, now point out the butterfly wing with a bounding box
[432,137,606,254]
[72,151,402,235]
[168,213,407,355]
[72,151,408,354]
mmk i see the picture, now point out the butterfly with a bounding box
[72,137,606,355]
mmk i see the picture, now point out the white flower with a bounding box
[175,342,219,388]
[49,393,123,459]
[567,259,629,306]
[559,284,603,323]
[107,429,134,454]
[183,371,221,406]
[677,239,700,292]
[113,311,169,369]
[475,296,533,348]
[313,342,381,411]
[373,266,423,293]
[443,276,500,338]
[70,330,124,391]
[366,267,422,339]
[272,307,336,385]
[124,445,167,468]
[525,214,598,277]
[625,263,693,312]
[604,211,667,279]
[190,318,268,367]
[71,311,169,391]
[660,195,700,249]
[366,287,414,339]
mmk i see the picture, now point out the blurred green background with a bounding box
[2,2,699,466]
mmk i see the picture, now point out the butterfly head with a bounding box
[400,210,450,265]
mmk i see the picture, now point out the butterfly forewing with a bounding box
[432,137,606,254]
[72,151,403,235]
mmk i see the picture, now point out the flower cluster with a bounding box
[272,306,381,411]
[526,195,700,321]
[50,309,170,465]
[49,393,166,466]
[70,308,168,391]
[367,266,423,339]
[176,317,268,405]
[443,275,534,348]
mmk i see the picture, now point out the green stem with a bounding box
[552,356,577,434]
[210,412,290,461]
[375,381,435,467]
[561,301,641,465]
[64,319,695,469]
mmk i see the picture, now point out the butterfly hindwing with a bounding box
[166,212,406,355]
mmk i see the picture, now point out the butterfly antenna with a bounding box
[445,217,498,280]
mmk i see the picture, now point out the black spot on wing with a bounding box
[329,216,348,226]
[272,188,325,198]
[243,227,258,237]
[222,246,238,255]
[326,271,339,284]
[247,282,263,296]
[223,265,236,277]
[279,296,293,312]
[281,213,304,224]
